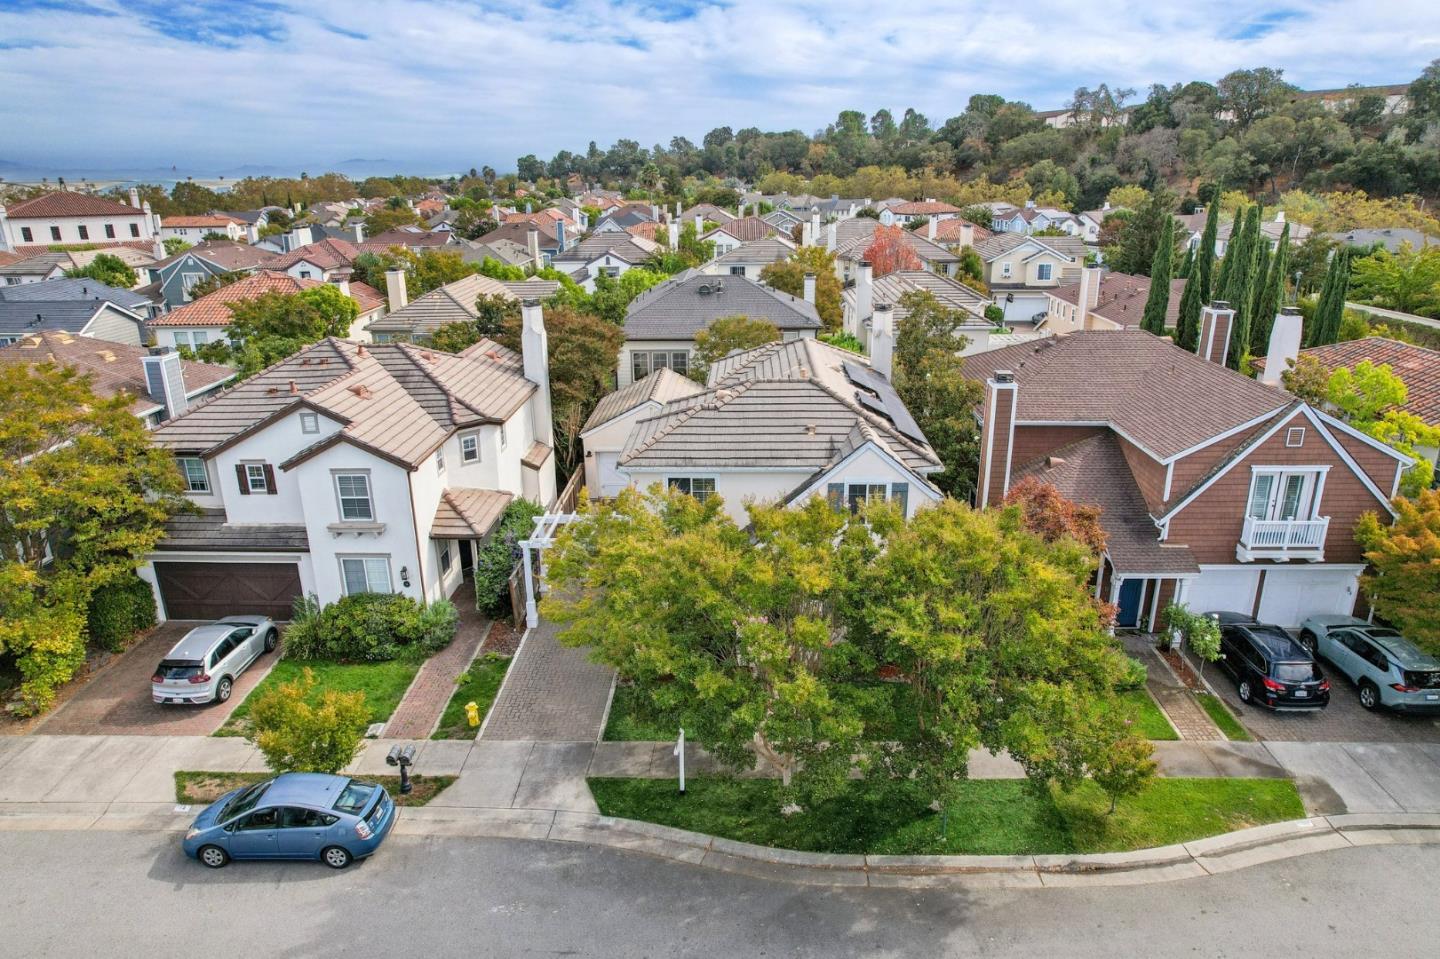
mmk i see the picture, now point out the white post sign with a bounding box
[674,728,686,795]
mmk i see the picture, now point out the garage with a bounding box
[1256,566,1362,627]
[1182,566,1261,617]
[154,561,303,621]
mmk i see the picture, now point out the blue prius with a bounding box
[183,773,397,869]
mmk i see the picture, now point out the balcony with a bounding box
[1237,516,1329,562]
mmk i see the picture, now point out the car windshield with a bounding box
[1275,662,1319,683]
[332,780,377,815]
[220,781,271,821]
[155,660,202,681]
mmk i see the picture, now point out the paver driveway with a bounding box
[35,623,280,736]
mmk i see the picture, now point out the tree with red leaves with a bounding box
[1003,476,1108,555]
[863,224,923,277]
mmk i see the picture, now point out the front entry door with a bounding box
[1116,578,1144,628]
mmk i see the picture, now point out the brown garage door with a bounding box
[155,562,303,621]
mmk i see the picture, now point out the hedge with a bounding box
[473,499,546,615]
[87,574,158,653]
[283,593,458,662]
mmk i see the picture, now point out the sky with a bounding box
[1,0,1437,177]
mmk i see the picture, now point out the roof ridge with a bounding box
[628,379,755,455]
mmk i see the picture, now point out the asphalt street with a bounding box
[2,830,1438,958]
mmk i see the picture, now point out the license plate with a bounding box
[1426,693,1439,701]
[167,697,182,704]
[1293,690,1308,698]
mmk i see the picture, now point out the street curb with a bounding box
[5,802,1438,887]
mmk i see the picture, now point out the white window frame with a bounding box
[1000,261,1013,279]
[1246,467,1327,522]
[179,457,209,493]
[172,331,192,348]
[460,433,480,463]
[667,476,717,502]
[1285,427,1305,447]
[244,462,270,494]
[438,542,452,573]
[435,447,446,473]
[334,472,375,521]
[339,555,392,595]
[1036,263,1052,281]
[300,411,320,434]
[180,272,204,299]
[499,423,508,450]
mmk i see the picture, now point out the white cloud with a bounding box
[0,0,1436,174]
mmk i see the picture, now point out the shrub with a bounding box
[1117,657,1148,691]
[86,574,157,653]
[473,500,546,615]
[247,666,368,774]
[983,304,1005,324]
[283,593,458,662]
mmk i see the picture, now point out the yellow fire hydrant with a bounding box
[465,701,481,727]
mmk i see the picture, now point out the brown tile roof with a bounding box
[10,240,158,257]
[1047,272,1188,329]
[162,215,242,228]
[432,488,513,539]
[892,200,962,216]
[1014,434,1198,576]
[0,331,233,416]
[0,251,28,267]
[915,218,993,244]
[706,216,779,242]
[152,240,277,272]
[1294,337,1440,425]
[150,271,319,327]
[961,330,1290,460]
[361,229,452,250]
[521,440,552,469]
[5,191,144,219]
[625,222,662,242]
[475,220,558,248]
[349,280,385,315]
[266,237,360,271]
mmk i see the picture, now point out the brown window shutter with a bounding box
[236,463,250,494]
[262,464,277,495]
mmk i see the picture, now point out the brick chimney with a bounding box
[1261,307,1304,386]
[977,370,1018,507]
[384,269,408,311]
[803,271,816,304]
[521,300,553,447]
[870,302,895,380]
[1198,301,1236,365]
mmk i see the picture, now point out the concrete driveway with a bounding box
[35,624,280,737]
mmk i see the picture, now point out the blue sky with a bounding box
[1,0,1436,175]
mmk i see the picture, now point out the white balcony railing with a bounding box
[1237,516,1329,561]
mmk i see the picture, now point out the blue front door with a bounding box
[1117,578,1144,628]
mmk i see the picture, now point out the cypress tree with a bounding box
[1177,245,1195,279]
[1212,207,1243,299]
[1176,268,1204,351]
[1307,253,1338,347]
[1249,236,1271,339]
[1140,217,1175,335]
[1222,206,1261,369]
[1251,223,1289,354]
[1195,201,1220,301]
[1312,250,1351,347]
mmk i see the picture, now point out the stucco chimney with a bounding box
[1198,301,1236,366]
[853,260,874,339]
[384,269,408,311]
[870,302,895,381]
[1261,307,1304,386]
[1076,265,1102,329]
[351,222,365,243]
[803,272,816,304]
[801,220,814,247]
[825,222,837,252]
[927,217,937,242]
[521,299,553,446]
[693,213,704,237]
[810,209,821,245]
[650,204,659,221]
[978,370,1018,508]
[129,187,140,209]
[667,220,679,249]
[959,222,975,248]
[527,227,542,270]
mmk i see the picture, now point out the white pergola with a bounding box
[519,511,578,627]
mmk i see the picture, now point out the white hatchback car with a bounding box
[152,617,279,705]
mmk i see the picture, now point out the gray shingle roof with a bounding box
[156,508,309,552]
[0,301,115,337]
[0,276,152,312]
[832,223,960,264]
[623,271,821,340]
[711,238,795,267]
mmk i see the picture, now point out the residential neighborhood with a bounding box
[4,11,1440,954]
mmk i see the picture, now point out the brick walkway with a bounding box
[1122,634,1224,742]
[480,618,615,742]
[384,592,492,740]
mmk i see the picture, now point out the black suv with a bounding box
[1206,612,1331,710]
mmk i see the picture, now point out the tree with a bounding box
[1217,67,1292,128]
[0,364,186,714]
[1175,264,1205,351]
[1309,249,1351,347]
[162,237,189,256]
[64,253,136,290]
[576,268,667,326]
[863,225,922,277]
[760,247,844,331]
[363,205,423,235]
[1195,202,1220,302]
[1357,489,1440,654]
[246,667,368,774]
[1349,243,1440,317]
[428,294,520,353]
[1220,205,1262,367]
[690,315,779,382]
[1002,477,1107,555]
[223,286,359,376]
[1140,219,1175,334]
[188,271,245,299]
[1251,223,1290,353]
[1104,188,1182,277]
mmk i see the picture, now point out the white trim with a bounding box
[1162,408,1288,465]
[1391,463,1402,499]
[1159,406,1304,521]
[980,384,1000,506]
[1162,461,1173,502]
[1298,407,1399,515]
[787,439,943,507]
[1309,406,1414,465]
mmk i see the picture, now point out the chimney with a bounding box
[650,203,659,221]
[129,187,140,209]
[675,201,682,218]
[977,371,1018,508]
[351,222,365,243]
[825,222,837,252]
[737,201,745,219]
[927,217,937,242]
[959,222,974,248]
[870,302,895,381]
[1274,210,1286,224]
[803,271,816,304]
[555,219,565,249]
[853,260,874,339]
[384,269,408,311]
[667,220,679,249]
[152,236,165,260]
[521,300,553,447]
[810,209,821,245]
[527,227,542,270]
[1076,265,1102,329]
[693,213,703,236]
[141,347,189,422]
[1197,301,1236,365]
[1261,307,1304,387]
[801,219,814,247]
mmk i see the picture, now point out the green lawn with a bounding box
[603,683,676,741]
[1119,689,1179,741]
[215,659,421,738]
[589,776,1304,855]
[1196,692,1253,741]
[432,653,511,740]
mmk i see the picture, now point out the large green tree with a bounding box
[215,286,359,376]
[1251,223,1290,353]
[1195,202,1220,302]
[760,247,844,331]
[1104,188,1183,277]
[1308,249,1352,347]
[64,253,136,290]
[1220,205,1262,368]
[893,291,984,498]
[1175,264,1205,351]
[1349,243,1440,317]
[1140,219,1175,334]
[1356,489,1440,655]
[690,315,779,382]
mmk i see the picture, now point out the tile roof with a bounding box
[431,488,513,539]
[349,280,385,314]
[266,237,360,271]
[859,270,991,320]
[0,251,25,267]
[974,233,1088,262]
[913,217,993,244]
[0,251,73,276]
[705,216,780,242]
[361,229,453,251]
[622,270,821,340]
[475,220,559,248]
[367,273,559,335]
[678,203,736,223]
[583,366,705,432]
[552,233,657,266]
[154,508,309,553]
[162,215,243,228]
[625,222,663,242]
[1014,434,1198,576]
[834,224,960,264]
[153,240,278,273]
[0,276,153,312]
[1047,271,1188,329]
[960,330,1290,460]
[1293,337,1440,425]
[9,239,158,257]
[0,331,234,416]
[5,191,145,219]
[710,237,796,266]
[149,271,318,327]
[891,200,962,216]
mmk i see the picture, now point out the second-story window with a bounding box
[461,433,479,463]
[179,457,209,493]
[436,447,446,473]
[105,224,116,239]
[1036,263,1052,281]
[50,226,62,241]
[336,473,374,521]
[499,423,508,450]
[1247,470,1320,522]
[78,225,89,241]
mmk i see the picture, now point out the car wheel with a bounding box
[1238,679,1252,703]
[264,629,278,653]
[322,846,353,870]
[1300,630,1318,655]
[198,845,229,869]
[1359,680,1380,711]
[215,677,233,703]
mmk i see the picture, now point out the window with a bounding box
[239,808,280,830]
[439,543,452,572]
[601,266,620,278]
[632,350,690,382]
[172,331,191,348]
[20,227,32,243]
[847,483,889,512]
[104,224,115,239]
[77,225,89,241]
[180,272,204,298]
[335,473,374,521]
[460,433,479,463]
[192,331,208,346]
[730,266,747,276]
[1247,470,1321,522]
[244,462,271,494]
[300,411,320,434]
[341,556,391,595]
[499,423,508,450]
[129,223,140,237]
[1036,263,1052,281]
[1000,261,1013,278]
[50,226,62,242]
[668,477,716,502]
[299,269,313,279]
[179,457,209,493]
[281,807,335,829]
[826,482,902,513]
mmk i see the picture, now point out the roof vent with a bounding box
[288,380,299,395]
[994,369,1016,383]
[266,386,279,395]
[356,344,369,357]
[697,283,712,295]
[804,423,817,435]
[348,383,372,399]
[1046,455,1066,469]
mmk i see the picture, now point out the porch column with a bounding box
[522,540,539,628]
[1147,578,1164,634]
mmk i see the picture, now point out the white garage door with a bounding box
[1256,567,1361,628]
[596,452,628,498]
[1183,567,1261,618]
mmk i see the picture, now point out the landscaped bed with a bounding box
[431,653,511,739]
[1195,692,1253,741]
[175,771,453,807]
[215,659,420,738]
[588,776,1305,855]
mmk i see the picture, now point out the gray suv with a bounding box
[1300,615,1440,713]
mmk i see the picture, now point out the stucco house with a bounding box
[0,190,160,255]
[160,215,250,247]
[973,233,1089,320]
[1042,267,1187,334]
[550,233,659,291]
[366,271,560,344]
[147,270,384,350]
